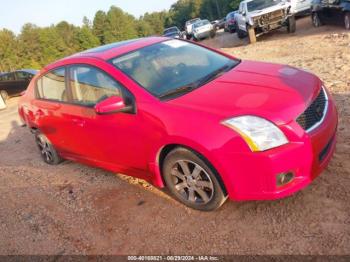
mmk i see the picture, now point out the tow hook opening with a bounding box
[276,172,295,187]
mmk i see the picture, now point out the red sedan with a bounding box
[18,38,338,211]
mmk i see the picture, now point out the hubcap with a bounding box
[170,160,214,204]
[36,136,53,162]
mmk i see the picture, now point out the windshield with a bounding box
[186,18,200,26]
[164,27,178,34]
[193,20,210,28]
[111,40,239,99]
[247,0,282,12]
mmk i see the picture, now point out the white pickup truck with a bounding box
[235,0,296,43]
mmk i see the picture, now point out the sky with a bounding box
[0,0,177,34]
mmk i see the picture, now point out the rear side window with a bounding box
[37,68,67,102]
[69,65,121,106]
[16,71,30,80]
[1,73,15,81]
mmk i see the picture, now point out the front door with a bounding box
[63,64,150,175]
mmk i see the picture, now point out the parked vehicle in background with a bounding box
[286,0,312,15]
[211,18,226,30]
[18,38,338,211]
[0,69,38,101]
[311,0,350,29]
[225,11,238,33]
[235,0,296,43]
[185,18,201,39]
[163,26,184,39]
[192,19,216,41]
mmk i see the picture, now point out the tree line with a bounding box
[0,0,240,72]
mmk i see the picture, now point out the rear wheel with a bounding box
[35,132,63,165]
[0,90,9,101]
[287,16,296,33]
[345,12,350,30]
[312,12,323,27]
[162,148,227,211]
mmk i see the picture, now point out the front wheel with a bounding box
[162,148,227,211]
[287,16,296,33]
[345,12,350,30]
[35,132,63,165]
[247,25,256,43]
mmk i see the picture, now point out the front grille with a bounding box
[255,10,284,26]
[297,87,328,131]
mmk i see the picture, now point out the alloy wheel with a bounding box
[170,160,214,204]
[36,135,53,163]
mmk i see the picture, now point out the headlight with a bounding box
[222,116,288,152]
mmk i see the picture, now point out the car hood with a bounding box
[167,60,321,125]
[249,3,290,17]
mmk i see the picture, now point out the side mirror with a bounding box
[95,96,133,115]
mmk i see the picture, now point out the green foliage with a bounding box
[0,1,239,71]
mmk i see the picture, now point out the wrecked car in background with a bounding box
[311,0,350,29]
[235,0,296,43]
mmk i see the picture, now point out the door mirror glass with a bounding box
[94,96,131,114]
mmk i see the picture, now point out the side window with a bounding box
[69,65,121,106]
[16,71,29,80]
[37,68,67,102]
[2,73,15,81]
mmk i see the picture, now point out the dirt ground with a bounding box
[0,17,349,255]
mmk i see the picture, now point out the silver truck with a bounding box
[235,0,296,43]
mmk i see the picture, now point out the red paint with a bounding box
[18,38,338,201]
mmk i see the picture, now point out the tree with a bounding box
[103,6,138,44]
[0,29,18,71]
[93,10,108,44]
[75,26,100,51]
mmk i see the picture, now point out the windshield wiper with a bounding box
[158,62,236,100]
[158,85,196,99]
[194,63,234,87]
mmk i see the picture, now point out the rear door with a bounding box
[14,71,32,94]
[33,67,73,153]
[0,73,17,96]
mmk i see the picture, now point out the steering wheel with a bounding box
[173,63,187,76]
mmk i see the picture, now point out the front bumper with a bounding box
[194,31,211,39]
[214,93,338,201]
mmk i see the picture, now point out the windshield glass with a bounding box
[247,0,282,12]
[111,40,239,99]
[164,27,178,34]
[193,20,210,28]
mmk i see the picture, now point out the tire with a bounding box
[162,147,227,211]
[287,16,296,33]
[35,132,63,165]
[210,30,216,38]
[237,28,246,39]
[0,90,9,101]
[312,12,323,27]
[247,25,256,44]
[186,34,192,40]
[345,12,350,30]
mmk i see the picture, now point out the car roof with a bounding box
[16,69,39,75]
[49,37,168,67]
